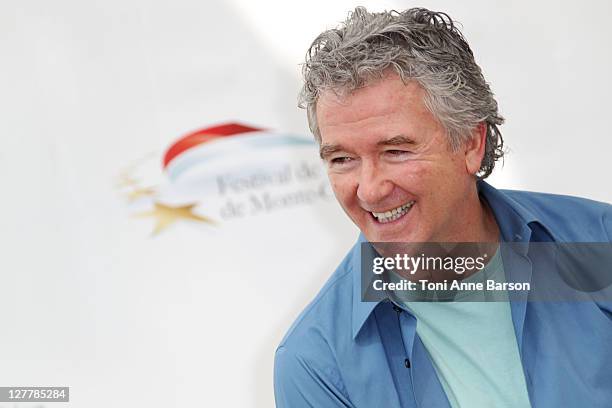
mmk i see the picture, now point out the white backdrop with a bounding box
[1,0,611,407]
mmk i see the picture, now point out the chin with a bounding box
[364,229,421,243]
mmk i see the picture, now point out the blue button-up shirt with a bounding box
[274,181,612,407]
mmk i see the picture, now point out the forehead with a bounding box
[315,76,432,136]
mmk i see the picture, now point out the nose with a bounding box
[356,160,394,207]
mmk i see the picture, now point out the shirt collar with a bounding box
[351,233,377,339]
[350,180,555,339]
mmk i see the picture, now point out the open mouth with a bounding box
[371,201,415,224]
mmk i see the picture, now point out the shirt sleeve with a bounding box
[274,345,353,408]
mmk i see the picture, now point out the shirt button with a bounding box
[404,358,411,368]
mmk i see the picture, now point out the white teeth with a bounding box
[371,201,415,223]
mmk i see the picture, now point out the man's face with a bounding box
[316,75,479,243]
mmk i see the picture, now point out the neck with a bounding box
[479,195,500,242]
[448,182,500,243]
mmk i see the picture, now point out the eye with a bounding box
[327,156,357,170]
[331,156,353,164]
[384,150,411,160]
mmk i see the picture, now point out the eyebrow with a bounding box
[377,135,416,147]
[319,135,416,160]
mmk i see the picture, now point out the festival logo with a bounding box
[117,123,332,234]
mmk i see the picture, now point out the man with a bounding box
[274,7,612,408]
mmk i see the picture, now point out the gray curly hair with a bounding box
[299,7,504,178]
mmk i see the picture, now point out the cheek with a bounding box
[328,174,355,203]
[396,155,463,185]
[390,162,431,189]
[391,161,462,209]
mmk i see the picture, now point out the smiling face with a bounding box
[317,74,486,243]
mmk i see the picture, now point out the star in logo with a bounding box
[125,187,156,202]
[135,202,215,235]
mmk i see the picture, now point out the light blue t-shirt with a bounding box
[395,248,532,408]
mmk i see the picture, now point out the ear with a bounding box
[464,122,487,175]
